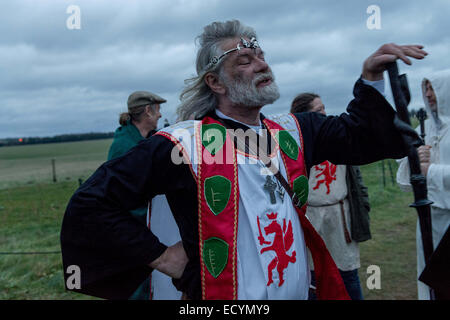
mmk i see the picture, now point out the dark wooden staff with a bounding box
[386,62,435,300]
[416,108,427,143]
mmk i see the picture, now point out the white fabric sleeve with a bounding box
[396,156,413,192]
[361,78,386,97]
[427,164,450,193]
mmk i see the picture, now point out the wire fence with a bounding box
[0,251,61,255]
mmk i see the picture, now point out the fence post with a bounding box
[51,158,57,182]
[381,160,386,188]
[387,160,395,185]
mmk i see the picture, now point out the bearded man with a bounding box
[60,20,426,300]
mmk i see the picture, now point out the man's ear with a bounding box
[205,72,226,95]
[145,105,154,117]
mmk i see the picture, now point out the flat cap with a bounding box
[127,91,167,109]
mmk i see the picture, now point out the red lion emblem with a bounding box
[312,161,337,194]
[257,212,296,287]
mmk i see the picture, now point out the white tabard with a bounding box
[306,163,360,271]
[147,195,182,300]
[156,113,311,299]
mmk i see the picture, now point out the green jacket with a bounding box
[346,165,372,242]
[107,121,148,221]
[107,121,154,300]
[108,120,145,161]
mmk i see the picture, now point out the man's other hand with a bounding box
[149,241,188,279]
[418,145,432,177]
[362,43,428,81]
[418,145,432,163]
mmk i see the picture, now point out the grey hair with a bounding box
[176,20,257,121]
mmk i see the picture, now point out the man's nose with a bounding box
[254,57,269,73]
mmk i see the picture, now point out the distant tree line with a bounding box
[0,132,114,147]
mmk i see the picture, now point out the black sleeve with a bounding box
[419,226,450,299]
[294,78,418,171]
[60,134,188,299]
[353,165,370,212]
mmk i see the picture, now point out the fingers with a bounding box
[420,162,430,177]
[401,45,428,59]
[385,43,412,65]
[379,43,427,65]
[417,145,432,153]
[363,42,427,80]
[417,145,431,163]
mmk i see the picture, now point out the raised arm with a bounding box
[294,79,412,169]
[295,43,426,171]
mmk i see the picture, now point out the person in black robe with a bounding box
[60,20,427,300]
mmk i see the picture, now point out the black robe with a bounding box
[60,79,417,299]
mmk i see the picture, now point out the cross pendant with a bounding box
[264,175,277,204]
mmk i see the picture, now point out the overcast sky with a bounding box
[0,0,449,138]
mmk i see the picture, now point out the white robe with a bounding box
[396,70,450,300]
[153,113,310,299]
[307,163,360,271]
[147,195,182,300]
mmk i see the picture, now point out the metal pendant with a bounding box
[264,175,277,204]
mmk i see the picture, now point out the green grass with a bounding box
[0,140,419,299]
[0,139,112,190]
[359,160,418,300]
[0,140,110,299]
[0,181,97,299]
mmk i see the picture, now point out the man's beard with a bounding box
[220,70,280,107]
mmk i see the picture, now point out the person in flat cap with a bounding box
[107,90,166,161]
[105,90,166,300]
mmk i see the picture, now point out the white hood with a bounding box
[397,69,450,209]
[421,69,450,132]
[421,70,450,166]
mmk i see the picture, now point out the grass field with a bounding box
[0,139,419,300]
[0,139,112,190]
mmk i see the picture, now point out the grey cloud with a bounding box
[0,0,449,137]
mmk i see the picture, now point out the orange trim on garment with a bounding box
[155,131,197,180]
[263,118,350,300]
[289,113,304,152]
[195,123,206,299]
[262,119,292,185]
[197,117,239,300]
[289,113,308,179]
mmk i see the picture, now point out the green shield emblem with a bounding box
[202,124,226,155]
[204,175,231,215]
[203,237,229,278]
[276,130,299,160]
[293,175,309,207]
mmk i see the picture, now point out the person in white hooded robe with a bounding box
[396,70,450,300]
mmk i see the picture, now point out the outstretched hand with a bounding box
[362,43,428,81]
